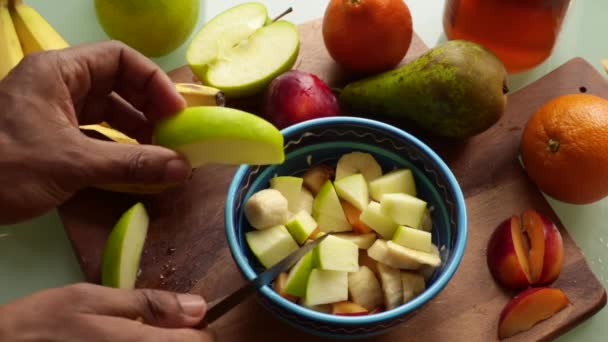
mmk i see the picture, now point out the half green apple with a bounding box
[186,3,300,98]
[101,202,149,289]
[153,106,285,168]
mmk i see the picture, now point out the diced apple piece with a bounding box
[285,210,318,244]
[348,265,384,311]
[283,251,314,297]
[273,272,298,302]
[244,189,289,230]
[334,173,369,211]
[359,250,379,276]
[367,239,421,270]
[377,262,403,310]
[498,287,570,339]
[392,225,432,253]
[522,209,564,285]
[380,193,427,229]
[341,200,373,234]
[332,301,369,316]
[387,241,441,269]
[369,169,417,201]
[360,201,398,239]
[487,216,532,289]
[303,269,348,306]
[312,235,359,272]
[300,301,332,314]
[333,232,377,249]
[245,225,298,268]
[401,271,425,303]
[335,151,383,182]
[302,164,334,195]
[294,188,314,215]
[270,176,303,213]
[312,181,352,232]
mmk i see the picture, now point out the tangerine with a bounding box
[322,0,413,74]
[520,93,608,204]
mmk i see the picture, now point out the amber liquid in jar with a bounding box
[443,0,571,73]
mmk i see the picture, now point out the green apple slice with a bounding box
[333,232,377,249]
[377,262,403,310]
[369,169,417,202]
[401,271,426,304]
[270,176,303,213]
[153,106,284,168]
[294,188,314,215]
[334,173,369,211]
[283,251,313,297]
[303,269,348,306]
[367,239,421,270]
[392,225,432,253]
[312,235,359,272]
[359,201,397,239]
[348,265,384,311]
[101,202,149,289]
[285,210,317,244]
[380,193,427,229]
[386,241,441,268]
[187,3,300,98]
[245,225,298,268]
[312,181,352,232]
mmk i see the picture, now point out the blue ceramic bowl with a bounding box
[225,117,467,339]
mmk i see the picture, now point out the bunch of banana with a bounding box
[0,0,226,194]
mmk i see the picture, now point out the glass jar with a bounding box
[443,0,571,74]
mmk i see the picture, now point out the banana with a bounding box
[377,262,403,310]
[348,265,384,311]
[401,271,425,304]
[175,83,226,107]
[0,0,23,79]
[367,239,420,270]
[335,151,383,183]
[244,189,290,230]
[9,0,69,54]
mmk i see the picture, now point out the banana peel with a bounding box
[79,82,224,194]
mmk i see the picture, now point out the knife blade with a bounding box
[195,233,329,328]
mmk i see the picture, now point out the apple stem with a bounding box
[273,7,293,22]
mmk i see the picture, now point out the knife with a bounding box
[195,233,329,328]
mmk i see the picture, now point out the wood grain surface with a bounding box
[58,19,606,341]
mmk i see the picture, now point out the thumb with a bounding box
[70,283,207,328]
[80,138,192,186]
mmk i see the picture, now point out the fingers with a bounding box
[78,314,215,342]
[66,283,207,329]
[57,40,186,124]
[75,137,191,186]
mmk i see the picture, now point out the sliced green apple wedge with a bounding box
[359,201,397,239]
[392,225,432,253]
[283,251,313,297]
[245,225,298,268]
[303,269,348,306]
[380,193,427,229]
[312,235,359,272]
[294,188,314,215]
[102,202,149,289]
[153,106,284,168]
[270,176,303,213]
[369,169,417,201]
[285,210,317,244]
[187,3,300,98]
[334,173,369,211]
[312,181,352,232]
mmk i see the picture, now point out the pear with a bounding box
[339,40,508,139]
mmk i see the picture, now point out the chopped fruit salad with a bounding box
[244,151,442,315]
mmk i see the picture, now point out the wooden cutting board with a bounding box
[58,19,606,341]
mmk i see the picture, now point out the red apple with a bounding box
[498,287,570,339]
[263,70,340,129]
[331,301,369,316]
[487,215,532,289]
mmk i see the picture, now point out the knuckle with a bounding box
[126,151,151,181]
[137,289,171,324]
[62,283,97,301]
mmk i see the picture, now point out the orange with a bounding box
[520,93,608,204]
[322,0,413,74]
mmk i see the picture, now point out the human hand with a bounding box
[0,41,192,224]
[0,283,213,341]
